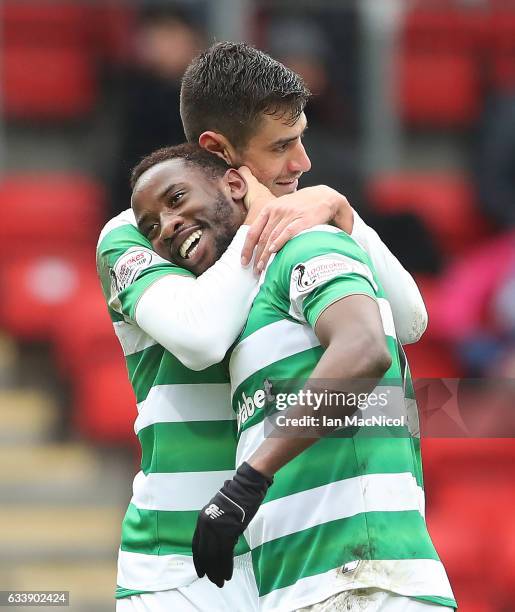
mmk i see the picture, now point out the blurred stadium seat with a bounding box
[88,3,136,65]
[1,1,97,120]
[423,437,515,611]
[74,359,136,445]
[366,173,490,256]
[488,8,515,54]
[423,438,515,476]
[1,1,91,46]
[487,10,515,90]
[405,339,463,379]
[2,46,97,120]
[51,286,122,379]
[0,173,104,256]
[398,50,481,128]
[398,3,489,128]
[402,5,488,53]
[0,255,97,341]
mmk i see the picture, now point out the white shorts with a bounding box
[296,588,454,612]
[116,554,258,612]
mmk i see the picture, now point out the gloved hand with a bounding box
[192,461,273,587]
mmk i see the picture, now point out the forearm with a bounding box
[350,211,428,344]
[135,226,257,370]
[248,338,388,478]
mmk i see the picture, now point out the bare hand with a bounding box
[241,185,354,273]
[240,166,276,214]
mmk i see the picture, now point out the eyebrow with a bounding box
[270,122,309,149]
[135,181,183,232]
[158,182,179,201]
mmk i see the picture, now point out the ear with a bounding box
[198,131,236,165]
[224,168,247,202]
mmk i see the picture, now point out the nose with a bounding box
[158,211,183,245]
[288,141,311,174]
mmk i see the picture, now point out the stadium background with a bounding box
[0,0,513,610]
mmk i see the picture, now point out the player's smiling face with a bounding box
[132,158,247,275]
[233,111,311,197]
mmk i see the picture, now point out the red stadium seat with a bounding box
[444,586,498,612]
[488,9,515,53]
[428,479,515,585]
[0,1,97,120]
[397,50,481,128]
[0,254,98,341]
[422,437,515,608]
[490,53,515,91]
[366,173,491,256]
[423,438,515,478]
[87,3,136,65]
[484,10,515,90]
[405,339,463,379]
[2,45,96,120]
[51,282,122,379]
[74,359,136,445]
[1,1,91,47]
[0,173,104,257]
[402,6,488,53]
[427,488,488,578]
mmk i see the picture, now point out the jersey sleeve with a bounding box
[350,210,428,344]
[96,220,191,321]
[269,226,380,328]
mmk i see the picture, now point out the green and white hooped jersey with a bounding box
[229,226,456,612]
[96,210,244,597]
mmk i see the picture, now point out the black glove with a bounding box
[192,461,273,587]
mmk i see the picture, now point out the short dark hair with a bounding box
[130,143,230,190]
[180,41,311,149]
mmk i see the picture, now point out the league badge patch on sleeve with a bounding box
[289,254,378,322]
[111,247,166,294]
[291,254,377,296]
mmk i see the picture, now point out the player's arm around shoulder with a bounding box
[350,210,428,345]
[97,214,222,370]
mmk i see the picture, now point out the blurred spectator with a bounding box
[432,231,515,376]
[266,17,360,202]
[475,92,515,228]
[108,6,205,217]
[267,18,344,131]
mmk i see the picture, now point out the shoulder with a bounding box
[97,209,143,255]
[271,224,370,274]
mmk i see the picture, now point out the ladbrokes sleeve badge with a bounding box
[110,247,168,296]
[289,254,378,321]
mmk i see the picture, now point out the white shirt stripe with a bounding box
[378,297,396,339]
[134,383,233,433]
[113,320,157,356]
[230,300,397,398]
[230,319,321,395]
[131,469,236,512]
[245,472,423,550]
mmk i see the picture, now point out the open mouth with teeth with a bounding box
[179,229,203,260]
